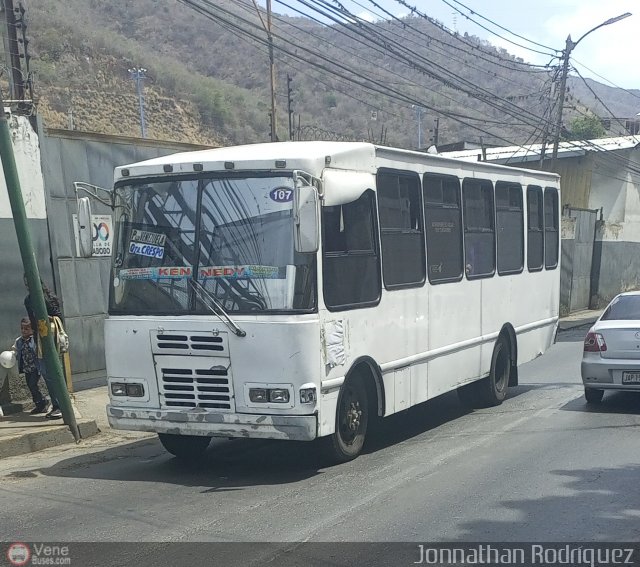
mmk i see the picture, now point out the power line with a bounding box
[571,57,640,102]
[178,0,532,146]
[388,0,553,70]
[446,0,558,52]
[267,0,549,128]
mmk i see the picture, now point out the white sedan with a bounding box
[581,291,640,403]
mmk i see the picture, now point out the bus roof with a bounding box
[114,141,560,184]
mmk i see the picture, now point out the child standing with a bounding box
[14,318,49,415]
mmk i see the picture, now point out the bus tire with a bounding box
[477,337,511,407]
[158,433,211,459]
[324,374,369,463]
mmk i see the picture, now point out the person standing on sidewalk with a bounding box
[13,318,49,415]
[24,275,63,420]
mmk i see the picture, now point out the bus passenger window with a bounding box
[322,190,381,310]
[496,182,524,275]
[527,186,544,271]
[462,178,495,279]
[377,169,425,289]
[544,187,559,269]
[423,174,463,284]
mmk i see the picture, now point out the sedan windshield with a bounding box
[110,173,316,315]
[600,295,640,321]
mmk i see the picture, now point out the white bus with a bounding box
[80,142,560,462]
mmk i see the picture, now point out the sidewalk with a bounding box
[0,385,104,459]
[558,308,602,331]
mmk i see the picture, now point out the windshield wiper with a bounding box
[188,278,247,338]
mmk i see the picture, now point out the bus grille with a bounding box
[152,331,228,356]
[159,365,233,411]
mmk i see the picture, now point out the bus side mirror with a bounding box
[77,196,93,258]
[293,182,319,254]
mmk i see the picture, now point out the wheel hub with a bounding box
[346,401,362,431]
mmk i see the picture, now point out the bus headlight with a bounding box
[268,389,290,403]
[126,383,145,397]
[110,382,145,397]
[111,382,127,396]
[300,387,316,404]
[249,388,268,403]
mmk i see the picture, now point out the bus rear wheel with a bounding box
[478,337,511,407]
[158,433,211,459]
[325,374,369,463]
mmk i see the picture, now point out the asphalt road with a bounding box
[2,325,639,565]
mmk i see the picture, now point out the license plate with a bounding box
[622,372,640,384]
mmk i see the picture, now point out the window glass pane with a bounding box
[496,181,523,275]
[601,295,640,320]
[544,187,559,269]
[424,174,463,283]
[463,178,495,278]
[377,170,425,288]
[322,190,381,309]
[527,185,544,270]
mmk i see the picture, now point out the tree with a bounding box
[568,114,606,140]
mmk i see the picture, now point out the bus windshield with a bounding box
[109,173,316,315]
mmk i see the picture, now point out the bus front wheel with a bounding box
[325,374,369,463]
[158,433,211,459]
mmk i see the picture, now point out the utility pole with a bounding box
[412,105,425,149]
[0,93,79,440]
[15,2,32,101]
[551,13,631,167]
[3,0,24,100]
[433,118,440,147]
[287,74,293,141]
[267,0,277,142]
[551,36,571,167]
[128,67,147,138]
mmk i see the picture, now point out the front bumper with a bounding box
[581,357,640,391]
[107,405,318,441]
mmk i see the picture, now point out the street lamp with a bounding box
[551,13,631,164]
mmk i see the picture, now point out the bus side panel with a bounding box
[319,389,339,437]
[480,263,559,375]
[427,279,482,398]
[480,274,519,375]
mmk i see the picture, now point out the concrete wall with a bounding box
[559,216,576,316]
[39,126,209,382]
[588,147,640,307]
[0,114,54,405]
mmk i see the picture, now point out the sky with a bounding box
[271,0,639,91]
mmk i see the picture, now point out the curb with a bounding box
[0,419,100,460]
[558,316,600,331]
[0,401,30,416]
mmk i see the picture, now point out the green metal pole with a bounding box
[0,103,80,442]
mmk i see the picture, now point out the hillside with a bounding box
[23,0,640,149]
